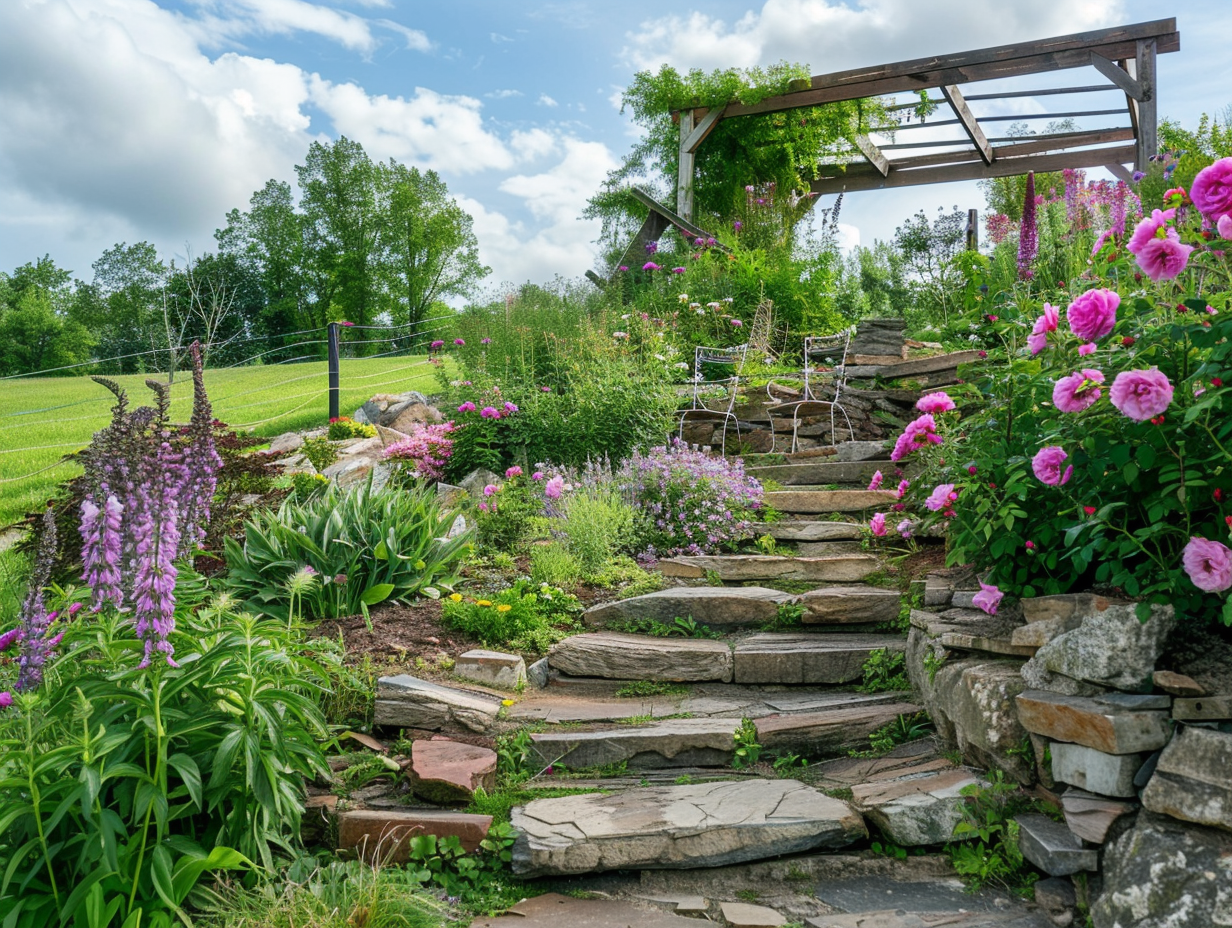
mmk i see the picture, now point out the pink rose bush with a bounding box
[1066,289,1119,342]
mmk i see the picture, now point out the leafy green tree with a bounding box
[0,286,95,376]
[378,161,487,327]
[894,207,968,327]
[76,242,167,372]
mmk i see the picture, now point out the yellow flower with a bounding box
[501,699,515,707]
[496,604,512,613]
[476,600,493,607]
[448,593,462,602]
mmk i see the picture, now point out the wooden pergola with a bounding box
[672,19,1180,221]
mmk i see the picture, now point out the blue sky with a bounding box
[0,0,1227,290]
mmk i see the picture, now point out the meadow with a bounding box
[0,354,445,528]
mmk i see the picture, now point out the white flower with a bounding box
[621,313,631,320]
[678,293,689,303]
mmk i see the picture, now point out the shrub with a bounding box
[224,479,472,621]
[327,416,376,440]
[299,436,339,472]
[441,580,580,652]
[558,484,638,575]
[620,440,764,557]
[530,542,582,587]
[472,470,545,553]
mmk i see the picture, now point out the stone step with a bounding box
[740,441,889,466]
[1014,690,1171,755]
[583,587,797,629]
[1013,813,1098,876]
[337,808,493,864]
[746,460,889,487]
[374,674,502,733]
[766,489,899,514]
[658,554,879,583]
[510,779,866,876]
[548,633,733,682]
[852,763,987,846]
[1060,788,1137,844]
[734,633,906,685]
[751,521,863,542]
[802,586,902,625]
[526,697,918,769]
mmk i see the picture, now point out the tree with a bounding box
[378,161,488,328]
[894,207,968,327]
[0,285,95,377]
[79,242,167,372]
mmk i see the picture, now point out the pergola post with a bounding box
[1135,38,1158,171]
[677,109,695,222]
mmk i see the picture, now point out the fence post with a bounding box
[327,322,340,422]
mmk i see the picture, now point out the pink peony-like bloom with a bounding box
[643,262,660,271]
[1135,229,1194,281]
[0,692,10,709]
[505,466,523,479]
[1077,342,1096,356]
[1109,368,1174,421]
[481,337,492,345]
[1032,446,1073,486]
[430,339,445,350]
[504,402,518,414]
[532,471,544,481]
[896,479,910,498]
[971,581,1004,616]
[730,318,743,327]
[1067,289,1120,342]
[924,483,958,512]
[897,519,913,539]
[868,471,884,491]
[916,392,956,414]
[890,414,942,462]
[1219,215,1232,240]
[1182,536,1232,592]
[1027,304,1059,355]
[483,484,498,497]
[544,475,565,500]
[480,406,501,419]
[1127,208,1178,254]
[1191,157,1232,222]
[454,338,466,346]
[1053,369,1105,413]
[869,512,887,536]
[457,401,476,413]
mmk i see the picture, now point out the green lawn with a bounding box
[0,355,447,528]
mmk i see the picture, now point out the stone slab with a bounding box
[510,779,866,876]
[1025,601,1174,691]
[746,461,886,487]
[1141,725,1232,831]
[1060,788,1137,844]
[869,350,984,378]
[1050,742,1143,798]
[1172,695,1232,720]
[529,718,738,769]
[755,701,921,753]
[938,633,1037,658]
[584,587,798,628]
[765,489,899,513]
[547,633,733,683]
[454,649,526,690]
[374,675,502,733]
[1020,594,1112,625]
[751,521,863,542]
[337,809,492,864]
[472,893,705,928]
[658,555,879,583]
[409,739,497,803]
[720,902,787,927]
[797,541,864,556]
[801,587,902,625]
[1010,615,1083,648]
[1094,692,1170,710]
[852,766,986,846]
[1015,690,1171,755]
[734,633,905,685]
[1014,813,1097,876]
[833,441,892,462]
[1152,670,1206,697]
[812,876,1013,915]
[807,914,1050,928]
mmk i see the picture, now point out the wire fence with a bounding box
[0,317,460,518]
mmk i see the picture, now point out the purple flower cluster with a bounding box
[1017,171,1038,280]
[621,440,763,557]
[78,342,222,668]
[7,508,63,694]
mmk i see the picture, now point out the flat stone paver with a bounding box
[548,633,733,682]
[734,633,905,685]
[584,587,799,628]
[659,554,879,583]
[373,674,502,732]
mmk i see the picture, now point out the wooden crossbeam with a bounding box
[723,20,1177,118]
[854,134,890,176]
[808,143,1137,195]
[940,85,994,164]
[628,187,725,245]
[1106,163,1135,184]
[1090,53,1144,100]
[890,109,1128,131]
[683,107,724,154]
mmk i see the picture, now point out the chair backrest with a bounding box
[690,343,747,411]
[802,330,852,402]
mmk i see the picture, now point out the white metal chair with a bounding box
[765,331,855,453]
[676,343,749,454]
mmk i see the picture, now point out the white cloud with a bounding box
[537,94,559,108]
[191,0,380,52]
[485,88,524,99]
[621,0,1125,73]
[375,19,432,52]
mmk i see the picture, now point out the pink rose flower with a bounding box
[1109,368,1174,422]
[532,471,544,481]
[1052,369,1104,413]
[916,391,956,414]
[480,406,501,419]
[1127,208,1178,254]
[1066,289,1120,342]
[505,466,523,479]
[1182,536,1232,592]
[1032,446,1073,486]
[1027,303,1059,355]
[1077,342,1096,357]
[483,484,498,497]
[868,471,884,491]
[971,581,1003,616]
[896,479,910,498]
[924,483,958,512]
[0,692,11,709]
[1135,229,1194,281]
[1191,157,1232,221]
[544,475,565,499]
[869,512,887,536]
[457,401,476,413]
[1218,215,1232,240]
[890,414,942,462]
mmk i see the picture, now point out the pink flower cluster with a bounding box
[1027,304,1059,355]
[916,392,955,414]
[924,483,958,514]
[383,422,456,481]
[1127,208,1194,281]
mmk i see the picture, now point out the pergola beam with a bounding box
[854,134,891,176]
[1090,53,1144,100]
[682,107,724,154]
[940,84,994,164]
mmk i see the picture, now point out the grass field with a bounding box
[0,355,447,528]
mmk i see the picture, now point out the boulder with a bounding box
[526,658,549,689]
[267,432,303,454]
[274,452,317,476]
[454,650,526,690]
[1021,593,1109,625]
[409,740,497,803]
[322,454,378,488]
[374,675,502,733]
[510,779,866,876]
[376,424,410,447]
[337,809,492,863]
[547,633,733,683]
[1015,691,1171,755]
[583,587,798,629]
[459,468,502,497]
[1141,726,1232,831]
[386,402,443,433]
[1020,659,1107,697]
[1024,601,1174,692]
[1051,742,1143,798]
[1092,812,1232,928]
[852,766,986,846]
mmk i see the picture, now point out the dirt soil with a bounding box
[322,598,482,666]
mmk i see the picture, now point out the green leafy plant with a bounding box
[327,416,376,440]
[298,436,339,472]
[949,771,1042,895]
[771,752,808,773]
[608,615,723,639]
[288,471,330,499]
[755,533,777,555]
[473,472,543,553]
[857,648,910,693]
[762,601,805,631]
[529,542,582,587]
[559,484,638,576]
[732,718,762,769]
[442,580,581,653]
[615,680,689,698]
[224,478,472,621]
[852,712,934,757]
[404,822,518,907]
[924,648,948,684]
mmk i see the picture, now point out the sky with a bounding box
[0,0,1227,291]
